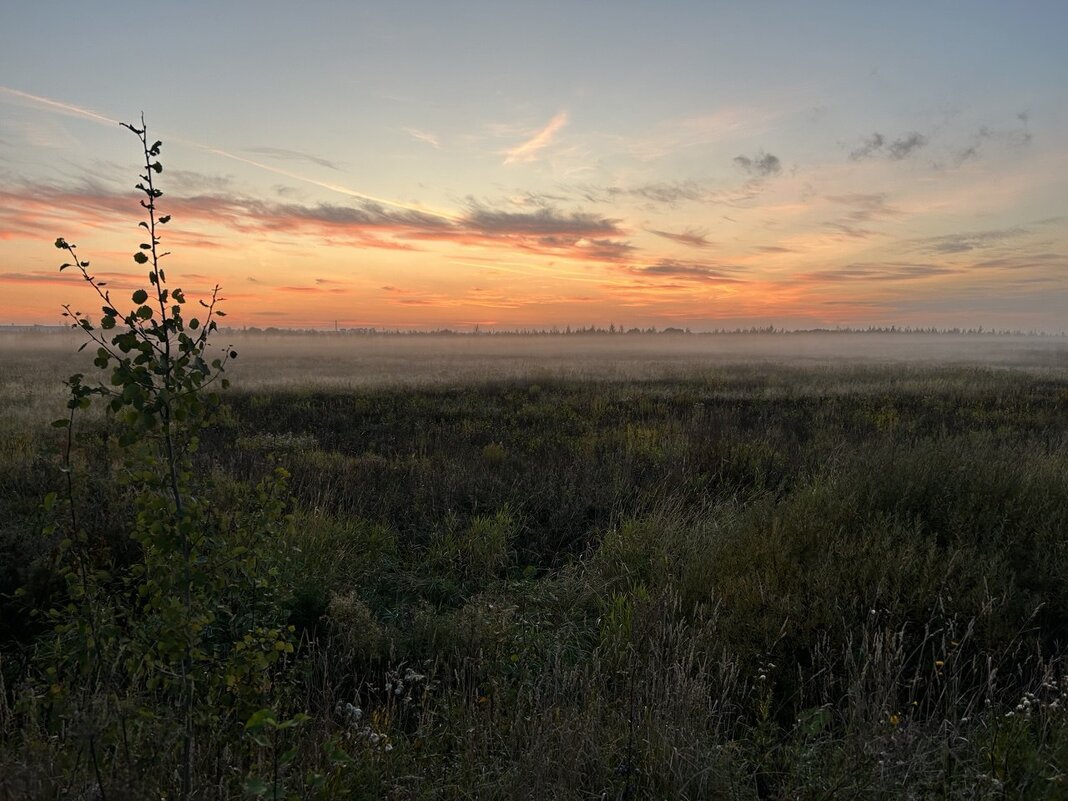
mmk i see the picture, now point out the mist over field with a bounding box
[223,332,1068,384]
[4,330,1067,393]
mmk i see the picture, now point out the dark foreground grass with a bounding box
[2,362,1068,798]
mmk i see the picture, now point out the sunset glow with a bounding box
[1,3,1065,331]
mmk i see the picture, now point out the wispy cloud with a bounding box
[0,181,635,265]
[277,285,349,294]
[572,178,765,209]
[970,253,1066,271]
[245,146,341,171]
[823,193,905,239]
[625,107,780,160]
[165,169,237,194]
[849,131,928,161]
[503,112,568,165]
[631,259,745,283]
[461,203,621,237]
[733,151,781,177]
[798,262,957,284]
[647,228,714,248]
[404,127,440,148]
[949,115,1033,167]
[911,226,1031,255]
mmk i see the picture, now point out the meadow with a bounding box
[2,333,1068,799]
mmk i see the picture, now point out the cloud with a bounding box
[404,128,440,148]
[647,228,714,248]
[798,262,957,283]
[165,169,237,194]
[886,132,927,160]
[823,193,905,238]
[733,151,781,176]
[849,133,885,160]
[274,184,303,198]
[245,146,340,171]
[949,116,1033,167]
[849,131,927,161]
[970,253,1066,271]
[503,112,568,165]
[624,107,782,160]
[631,259,745,283]
[572,178,765,209]
[912,226,1031,255]
[277,285,349,294]
[573,180,704,206]
[0,269,196,290]
[462,204,622,237]
[0,180,636,265]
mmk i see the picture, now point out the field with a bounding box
[2,333,1068,799]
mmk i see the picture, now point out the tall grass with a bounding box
[3,361,1068,798]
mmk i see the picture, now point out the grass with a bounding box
[2,337,1068,798]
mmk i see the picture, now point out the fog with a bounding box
[3,332,1066,398]
[218,332,1068,390]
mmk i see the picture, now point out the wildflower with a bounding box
[335,701,363,726]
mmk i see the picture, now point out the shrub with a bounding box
[31,118,298,799]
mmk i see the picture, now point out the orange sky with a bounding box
[2,4,1066,331]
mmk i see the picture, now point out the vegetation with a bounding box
[2,127,1068,799]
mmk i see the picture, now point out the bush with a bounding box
[25,119,299,799]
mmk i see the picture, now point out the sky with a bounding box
[1,1,1066,331]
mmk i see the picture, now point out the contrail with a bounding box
[0,86,122,126]
[0,86,461,223]
[192,145,461,222]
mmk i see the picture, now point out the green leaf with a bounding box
[242,777,269,797]
[133,251,149,264]
[131,289,149,304]
[244,709,276,731]
[51,418,69,428]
